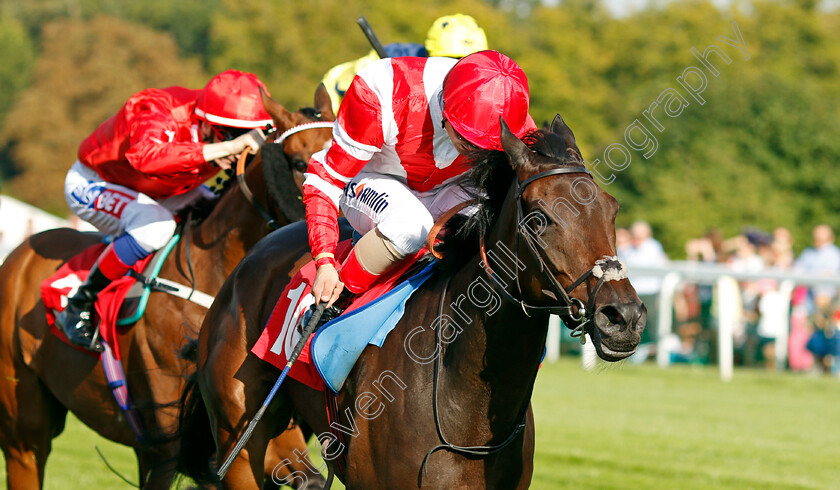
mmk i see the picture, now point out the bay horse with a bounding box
[0,87,334,488]
[179,116,645,488]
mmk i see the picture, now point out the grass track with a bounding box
[2,359,837,488]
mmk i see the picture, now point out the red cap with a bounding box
[442,50,536,151]
[195,70,273,129]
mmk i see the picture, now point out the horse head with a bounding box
[261,85,334,194]
[201,86,334,231]
[495,115,645,361]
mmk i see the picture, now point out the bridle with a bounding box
[235,120,334,229]
[479,165,627,342]
[419,164,629,478]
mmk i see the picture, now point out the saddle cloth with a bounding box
[41,242,153,359]
[251,239,436,392]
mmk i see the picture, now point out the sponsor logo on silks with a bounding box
[95,189,134,219]
[334,82,347,98]
[70,182,105,208]
[344,182,389,214]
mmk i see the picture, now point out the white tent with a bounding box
[0,195,94,263]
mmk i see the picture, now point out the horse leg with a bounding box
[135,448,182,490]
[0,364,67,489]
[214,411,287,489]
[198,344,295,489]
[263,424,327,489]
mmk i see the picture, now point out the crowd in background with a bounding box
[615,221,840,375]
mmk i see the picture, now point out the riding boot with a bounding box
[55,243,132,352]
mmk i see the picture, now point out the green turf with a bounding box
[2,359,838,488]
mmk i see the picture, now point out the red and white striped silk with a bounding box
[303,56,475,262]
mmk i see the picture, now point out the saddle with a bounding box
[251,239,436,392]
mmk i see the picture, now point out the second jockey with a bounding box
[320,13,489,115]
[304,50,536,324]
[57,70,272,352]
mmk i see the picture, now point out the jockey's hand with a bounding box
[234,128,266,154]
[202,129,266,163]
[213,155,235,170]
[312,263,344,307]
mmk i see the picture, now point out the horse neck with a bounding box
[439,213,548,431]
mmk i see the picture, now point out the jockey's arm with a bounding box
[125,108,207,178]
[304,73,387,304]
[126,102,265,176]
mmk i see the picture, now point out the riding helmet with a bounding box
[425,14,488,58]
[195,70,273,129]
[441,50,535,151]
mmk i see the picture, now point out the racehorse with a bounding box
[178,116,646,488]
[0,87,334,488]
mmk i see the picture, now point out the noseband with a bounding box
[236,121,334,229]
[479,166,628,342]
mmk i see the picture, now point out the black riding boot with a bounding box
[299,289,357,333]
[55,264,111,352]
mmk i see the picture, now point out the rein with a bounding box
[419,274,529,484]
[479,166,627,342]
[235,121,334,229]
[235,149,280,229]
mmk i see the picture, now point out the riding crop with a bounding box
[216,303,328,480]
[356,16,388,58]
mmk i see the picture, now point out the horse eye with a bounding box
[533,209,554,225]
[291,159,308,172]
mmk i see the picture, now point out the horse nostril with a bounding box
[598,305,625,327]
[597,303,646,333]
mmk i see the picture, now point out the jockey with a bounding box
[58,70,271,352]
[320,13,488,114]
[304,50,536,325]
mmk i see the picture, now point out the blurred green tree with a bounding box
[1,0,840,257]
[0,16,205,213]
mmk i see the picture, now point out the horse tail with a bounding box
[175,343,218,484]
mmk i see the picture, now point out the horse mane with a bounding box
[436,129,570,272]
[261,107,330,222]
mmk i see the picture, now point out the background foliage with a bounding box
[0,0,838,255]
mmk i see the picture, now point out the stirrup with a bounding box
[56,302,104,353]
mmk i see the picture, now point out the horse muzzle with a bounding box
[588,301,646,361]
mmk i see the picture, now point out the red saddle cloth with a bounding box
[251,239,426,391]
[41,243,153,359]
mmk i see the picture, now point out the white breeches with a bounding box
[338,172,477,256]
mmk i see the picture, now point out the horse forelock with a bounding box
[522,129,569,161]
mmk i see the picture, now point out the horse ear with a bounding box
[550,114,581,157]
[314,83,335,121]
[500,117,529,168]
[260,87,294,130]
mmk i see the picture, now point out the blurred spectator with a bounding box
[794,224,840,374]
[620,220,668,355]
[794,224,840,302]
[686,227,724,263]
[723,231,767,360]
[621,221,669,292]
[755,283,788,369]
[615,227,631,255]
[749,227,793,370]
[771,227,794,269]
[789,286,815,371]
[726,231,766,273]
[681,228,726,364]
